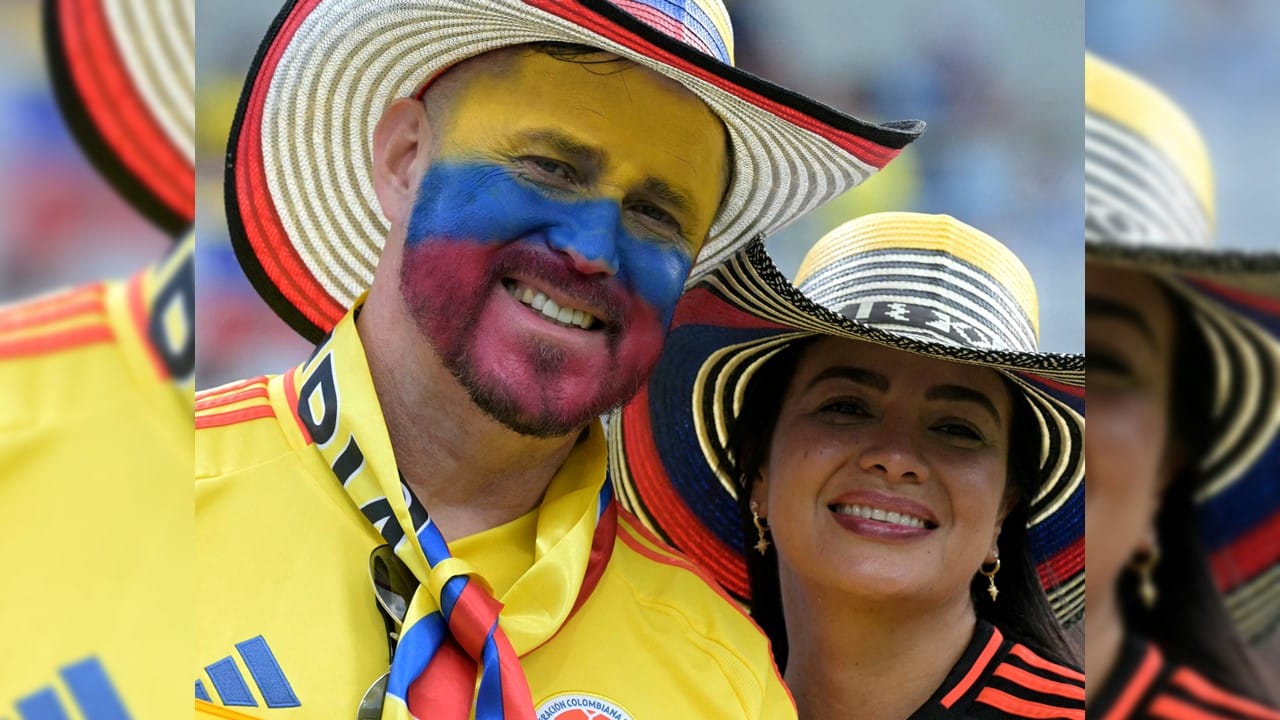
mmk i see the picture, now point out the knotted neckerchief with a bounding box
[291,310,617,719]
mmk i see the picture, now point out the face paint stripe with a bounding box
[407,161,692,313]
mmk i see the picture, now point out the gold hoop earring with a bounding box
[750,500,770,555]
[1130,546,1160,608]
[979,556,1001,602]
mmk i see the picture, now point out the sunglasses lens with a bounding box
[369,545,412,626]
[356,672,388,719]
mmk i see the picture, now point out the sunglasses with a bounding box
[358,544,415,718]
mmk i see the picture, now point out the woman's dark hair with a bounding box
[1118,287,1273,703]
[728,337,1077,672]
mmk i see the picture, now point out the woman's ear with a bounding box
[997,482,1020,525]
[371,98,434,226]
[989,483,1020,551]
[749,469,769,517]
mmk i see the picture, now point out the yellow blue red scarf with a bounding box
[290,310,616,719]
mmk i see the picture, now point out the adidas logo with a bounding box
[196,635,300,709]
[7,656,130,719]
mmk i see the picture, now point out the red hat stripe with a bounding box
[1210,509,1280,592]
[62,0,192,222]
[622,384,748,599]
[236,0,345,333]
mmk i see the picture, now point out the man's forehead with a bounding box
[427,45,705,116]
[424,47,730,230]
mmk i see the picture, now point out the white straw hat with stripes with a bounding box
[225,0,924,341]
[44,0,194,235]
[609,212,1086,624]
[1086,52,1280,642]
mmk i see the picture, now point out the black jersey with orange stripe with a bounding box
[1090,635,1280,720]
[908,620,1084,719]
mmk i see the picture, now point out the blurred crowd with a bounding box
[0,3,166,301]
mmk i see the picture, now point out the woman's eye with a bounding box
[934,422,983,442]
[1086,350,1142,390]
[818,399,871,417]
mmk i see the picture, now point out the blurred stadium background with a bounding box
[1089,0,1280,253]
[1089,0,1280,682]
[192,0,1084,388]
[0,2,168,302]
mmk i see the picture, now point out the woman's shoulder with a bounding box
[1089,635,1280,720]
[922,620,1085,719]
[1156,663,1280,720]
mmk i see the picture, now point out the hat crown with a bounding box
[795,212,1040,353]
[610,0,735,64]
[1085,53,1214,251]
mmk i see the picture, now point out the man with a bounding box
[197,1,922,717]
[0,0,194,716]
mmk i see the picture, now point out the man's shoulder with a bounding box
[0,282,115,358]
[557,506,792,716]
[0,283,124,416]
[195,373,303,481]
[605,507,760,636]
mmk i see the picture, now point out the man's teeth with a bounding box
[832,504,929,529]
[506,281,598,329]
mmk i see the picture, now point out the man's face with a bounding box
[399,49,729,437]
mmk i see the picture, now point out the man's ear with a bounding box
[371,98,433,226]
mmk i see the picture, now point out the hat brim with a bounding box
[226,0,924,342]
[43,0,194,235]
[1088,243,1280,641]
[608,239,1085,623]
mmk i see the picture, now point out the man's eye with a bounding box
[629,202,684,240]
[519,157,577,187]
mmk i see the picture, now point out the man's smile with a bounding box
[501,278,604,331]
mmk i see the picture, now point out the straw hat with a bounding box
[225,0,924,341]
[44,0,194,234]
[608,212,1086,623]
[1086,52,1280,642]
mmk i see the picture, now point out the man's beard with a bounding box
[399,239,658,438]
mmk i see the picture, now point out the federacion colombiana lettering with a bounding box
[536,693,634,720]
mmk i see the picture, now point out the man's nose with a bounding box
[546,200,622,276]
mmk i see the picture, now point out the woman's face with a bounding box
[1084,263,1178,609]
[754,336,1013,608]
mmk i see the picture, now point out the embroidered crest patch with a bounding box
[536,693,633,720]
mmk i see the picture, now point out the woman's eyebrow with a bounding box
[806,366,888,392]
[925,385,1002,425]
[1086,295,1158,348]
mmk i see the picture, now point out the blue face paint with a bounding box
[405,160,693,327]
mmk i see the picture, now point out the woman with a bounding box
[609,211,1085,719]
[1084,54,1280,717]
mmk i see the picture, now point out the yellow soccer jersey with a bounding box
[0,236,194,718]
[194,309,794,718]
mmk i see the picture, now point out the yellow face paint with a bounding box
[430,49,730,252]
